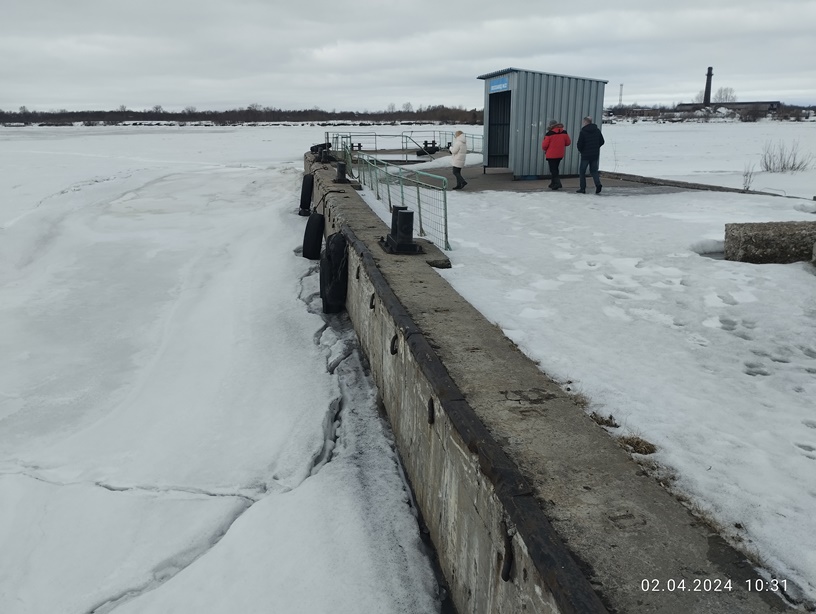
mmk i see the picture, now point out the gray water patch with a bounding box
[690,238,725,259]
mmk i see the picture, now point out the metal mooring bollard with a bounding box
[390,206,408,238]
[395,210,414,244]
[382,205,420,254]
[383,209,421,254]
[335,161,348,183]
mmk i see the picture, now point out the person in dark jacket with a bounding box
[541,120,571,190]
[575,116,605,193]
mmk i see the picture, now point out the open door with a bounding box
[487,90,511,168]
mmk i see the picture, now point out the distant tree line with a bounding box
[5,100,811,127]
[0,103,483,125]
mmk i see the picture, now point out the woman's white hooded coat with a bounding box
[449,133,467,167]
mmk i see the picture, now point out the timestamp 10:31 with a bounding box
[640,578,788,592]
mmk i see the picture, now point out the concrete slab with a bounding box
[439,166,686,195]
[384,257,788,613]
[356,149,790,197]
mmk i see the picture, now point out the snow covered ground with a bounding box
[604,119,816,199]
[390,120,816,607]
[0,125,440,613]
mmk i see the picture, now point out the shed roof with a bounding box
[477,67,608,84]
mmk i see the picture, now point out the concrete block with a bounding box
[724,221,816,264]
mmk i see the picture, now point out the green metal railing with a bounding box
[330,130,483,161]
[332,132,398,154]
[325,129,482,251]
[400,130,484,154]
[353,152,451,251]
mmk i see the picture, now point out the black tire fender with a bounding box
[299,174,314,214]
[302,212,324,260]
[319,233,348,314]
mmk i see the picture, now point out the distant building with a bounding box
[676,101,780,113]
[678,67,780,114]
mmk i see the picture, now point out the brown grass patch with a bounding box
[590,411,620,428]
[618,435,657,455]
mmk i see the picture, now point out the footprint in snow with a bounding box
[752,348,792,364]
[719,317,738,331]
[718,317,754,341]
[800,346,816,359]
[795,443,816,461]
[686,333,710,347]
[605,290,635,299]
[743,362,771,377]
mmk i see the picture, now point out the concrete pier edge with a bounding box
[303,153,793,613]
[600,170,795,198]
[342,227,607,613]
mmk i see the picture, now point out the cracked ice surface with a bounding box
[0,126,439,614]
[0,474,250,613]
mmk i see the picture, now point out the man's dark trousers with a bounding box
[579,157,601,191]
[547,158,563,188]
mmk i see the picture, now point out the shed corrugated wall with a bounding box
[480,69,606,179]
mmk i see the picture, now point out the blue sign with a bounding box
[489,77,509,93]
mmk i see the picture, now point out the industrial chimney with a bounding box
[704,67,713,106]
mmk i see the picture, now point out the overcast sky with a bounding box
[3,0,815,113]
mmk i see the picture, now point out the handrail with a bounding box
[349,147,450,250]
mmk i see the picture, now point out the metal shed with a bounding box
[477,68,607,179]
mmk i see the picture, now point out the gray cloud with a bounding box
[2,0,815,111]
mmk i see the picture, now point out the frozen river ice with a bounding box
[0,125,441,613]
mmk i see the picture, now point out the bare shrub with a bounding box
[739,108,765,123]
[742,163,755,191]
[760,140,814,173]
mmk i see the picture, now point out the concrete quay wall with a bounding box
[310,164,597,614]
[303,154,790,614]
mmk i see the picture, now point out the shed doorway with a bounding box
[487,90,511,168]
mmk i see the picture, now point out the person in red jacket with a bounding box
[541,120,571,190]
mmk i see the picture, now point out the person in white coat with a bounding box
[449,131,468,190]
